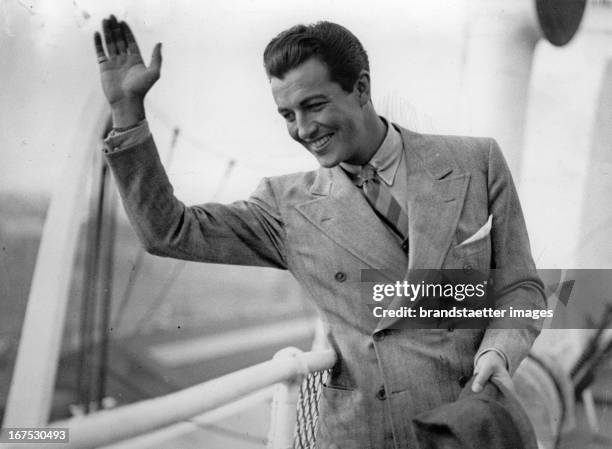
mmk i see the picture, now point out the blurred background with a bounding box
[1,0,612,447]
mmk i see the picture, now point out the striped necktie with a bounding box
[358,164,409,252]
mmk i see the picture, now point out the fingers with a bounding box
[97,15,155,73]
[113,25,127,54]
[492,370,514,393]
[109,15,127,55]
[93,31,107,60]
[472,351,495,393]
[102,17,117,55]
[121,21,141,56]
[471,368,491,393]
[472,369,514,394]
[101,15,129,56]
[471,351,509,393]
[148,43,162,77]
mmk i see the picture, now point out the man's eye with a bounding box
[307,103,325,111]
[282,112,295,122]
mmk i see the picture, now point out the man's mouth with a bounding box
[309,133,334,152]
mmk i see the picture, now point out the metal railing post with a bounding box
[267,347,309,449]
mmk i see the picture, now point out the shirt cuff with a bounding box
[103,120,151,154]
[474,348,509,371]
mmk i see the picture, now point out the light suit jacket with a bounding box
[105,124,546,449]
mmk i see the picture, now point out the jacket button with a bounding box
[376,386,386,400]
[458,375,470,388]
[334,272,347,282]
[463,264,473,273]
[373,330,386,342]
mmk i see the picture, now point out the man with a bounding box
[94,16,545,448]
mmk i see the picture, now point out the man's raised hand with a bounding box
[94,15,162,127]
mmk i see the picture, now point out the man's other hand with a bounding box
[94,15,162,127]
[472,350,512,393]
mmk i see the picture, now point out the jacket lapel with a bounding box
[296,167,407,281]
[376,127,470,331]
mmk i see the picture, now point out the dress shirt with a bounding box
[340,116,408,209]
[103,120,151,153]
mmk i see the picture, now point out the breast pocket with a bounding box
[445,234,492,270]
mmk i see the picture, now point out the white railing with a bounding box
[101,386,276,449]
[267,347,325,449]
[3,348,335,449]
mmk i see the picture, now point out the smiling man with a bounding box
[95,17,545,449]
[270,56,385,168]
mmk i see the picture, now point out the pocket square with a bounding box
[459,215,492,246]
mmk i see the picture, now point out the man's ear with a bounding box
[355,70,371,107]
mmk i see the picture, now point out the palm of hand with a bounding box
[94,16,161,108]
[100,54,153,104]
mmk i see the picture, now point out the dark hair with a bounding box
[263,21,369,93]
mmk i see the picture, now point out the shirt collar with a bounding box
[340,116,403,186]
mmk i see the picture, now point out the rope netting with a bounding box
[294,370,329,449]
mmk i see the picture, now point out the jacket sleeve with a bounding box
[477,139,547,375]
[104,135,288,269]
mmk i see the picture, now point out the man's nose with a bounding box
[296,115,318,141]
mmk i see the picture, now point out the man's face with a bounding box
[271,58,367,168]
